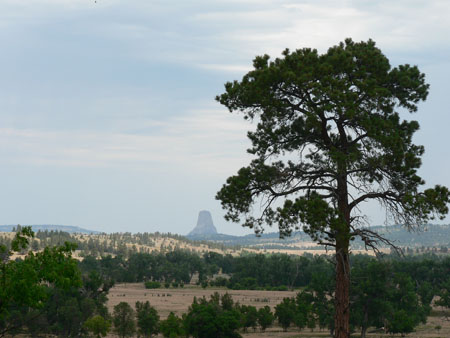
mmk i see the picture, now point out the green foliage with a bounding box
[386,309,417,335]
[351,258,391,337]
[436,278,450,310]
[144,281,161,289]
[257,306,274,332]
[0,226,82,337]
[275,297,296,331]
[350,256,433,337]
[113,302,135,338]
[83,315,111,338]
[135,301,159,337]
[159,312,184,338]
[183,293,242,338]
[385,273,426,335]
[238,305,258,332]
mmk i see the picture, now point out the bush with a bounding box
[84,315,111,338]
[212,277,228,287]
[144,281,161,289]
[184,294,242,338]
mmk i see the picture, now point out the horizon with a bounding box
[1,222,449,237]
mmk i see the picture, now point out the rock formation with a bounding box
[188,210,218,236]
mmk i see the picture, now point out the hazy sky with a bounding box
[1,0,450,235]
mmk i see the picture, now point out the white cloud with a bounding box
[195,63,252,73]
[0,108,251,177]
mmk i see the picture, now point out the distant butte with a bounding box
[187,210,218,236]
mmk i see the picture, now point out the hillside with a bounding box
[187,224,450,251]
[1,224,449,258]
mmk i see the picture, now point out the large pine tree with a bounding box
[215,38,449,338]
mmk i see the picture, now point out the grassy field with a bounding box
[107,283,450,338]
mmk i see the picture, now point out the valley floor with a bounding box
[106,283,450,338]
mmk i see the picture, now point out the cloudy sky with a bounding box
[1,0,449,235]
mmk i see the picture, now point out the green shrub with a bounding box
[144,281,161,289]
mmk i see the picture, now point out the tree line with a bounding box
[78,250,335,289]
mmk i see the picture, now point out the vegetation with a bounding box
[135,301,159,337]
[0,226,449,336]
[83,315,111,338]
[113,302,136,338]
[183,293,242,338]
[257,305,274,332]
[159,312,184,338]
[144,281,161,289]
[0,227,81,337]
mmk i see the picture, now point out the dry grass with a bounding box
[108,283,297,319]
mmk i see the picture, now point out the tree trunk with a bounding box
[335,145,351,338]
[361,325,367,338]
[361,306,369,338]
[334,241,350,338]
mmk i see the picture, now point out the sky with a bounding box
[1,0,450,235]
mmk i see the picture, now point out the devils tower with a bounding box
[188,210,218,236]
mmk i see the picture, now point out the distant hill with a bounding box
[0,224,100,234]
[352,224,450,248]
[186,224,450,249]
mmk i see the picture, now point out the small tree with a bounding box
[239,305,258,332]
[113,302,135,338]
[160,312,184,338]
[351,259,391,338]
[275,297,296,331]
[216,38,449,338]
[257,306,274,332]
[385,273,425,336]
[295,290,314,331]
[135,301,159,337]
[84,315,111,338]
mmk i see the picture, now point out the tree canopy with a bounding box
[216,38,449,338]
[0,227,81,337]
